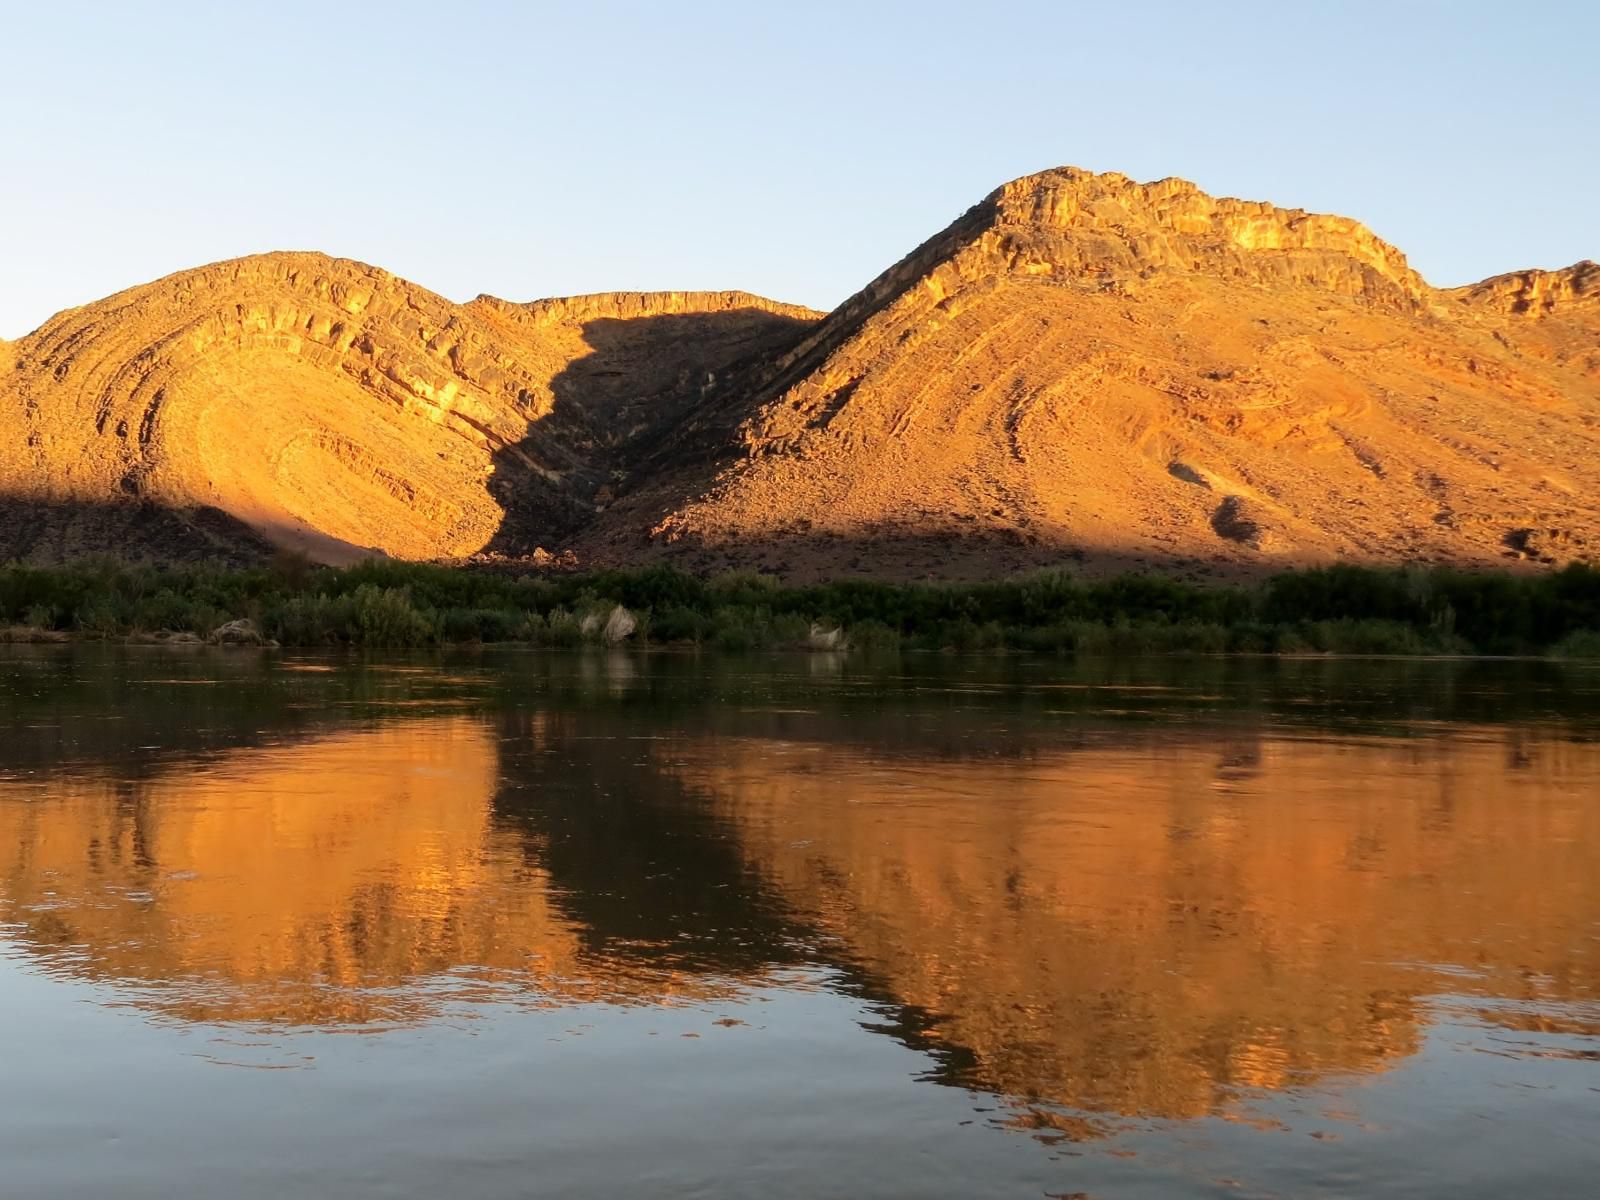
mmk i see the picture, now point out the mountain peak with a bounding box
[982,167,1426,305]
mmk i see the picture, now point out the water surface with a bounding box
[2,648,1598,1198]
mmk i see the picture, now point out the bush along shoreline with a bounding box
[2,558,1600,658]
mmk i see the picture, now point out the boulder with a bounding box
[602,605,637,644]
[210,618,265,646]
[807,623,845,651]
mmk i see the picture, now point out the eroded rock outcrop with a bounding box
[1451,260,1600,316]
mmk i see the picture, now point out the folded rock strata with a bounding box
[3,167,1595,577]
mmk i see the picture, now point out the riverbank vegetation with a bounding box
[2,558,1599,657]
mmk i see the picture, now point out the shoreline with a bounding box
[3,559,1599,658]
[5,630,1597,667]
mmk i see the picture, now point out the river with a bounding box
[2,647,1597,1197]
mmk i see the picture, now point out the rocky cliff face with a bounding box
[977,168,1432,307]
[1451,259,1600,316]
[3,166,1596,576]
[760,168,1431,397]
[512,290,820,326]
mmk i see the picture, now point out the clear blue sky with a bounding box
[2,0,1595,337]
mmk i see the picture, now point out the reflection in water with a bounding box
[667,729,1600,1129]
[1,649,1598,1197]
[0,717,775,1025]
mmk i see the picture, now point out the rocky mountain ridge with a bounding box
[2,253,816,562]
[3,167,1595,577]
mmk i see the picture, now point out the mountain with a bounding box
[0,255,817,563]
[587,169,1600,578]
[3,168,1597,576]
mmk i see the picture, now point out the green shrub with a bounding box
[648,605,707,644]
[1153,622,1230,654]
[348,586,436,647]
[1551,629,1600,660]
[1303,619,1434,656]
[770,613,812,647]
[710,608,765,652]
[131,587,200,632]
[847,619,901,656]
[265,594,346,645]
[7,557,1597,657]
[75,598,125,637]
[540,607,583,647]
[440,607,522,643]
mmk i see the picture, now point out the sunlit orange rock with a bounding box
[0,167,1595,576]
[618,169,1600,578]
[0,257,815,563]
